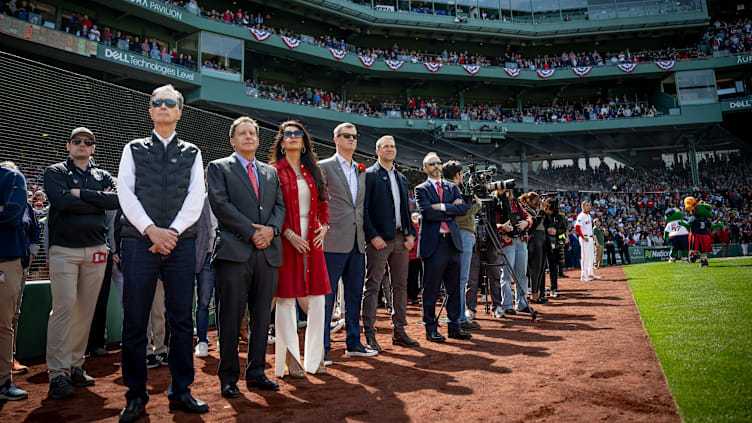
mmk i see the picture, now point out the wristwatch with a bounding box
[273,227,280,237]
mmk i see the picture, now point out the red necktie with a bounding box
[247,163,259,199]
[435,181,450,232]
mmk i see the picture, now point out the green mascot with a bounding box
[684,197,724,267]
[663,208,690,263]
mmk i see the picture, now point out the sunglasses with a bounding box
[339,133,359,140]
[151,98,178,108]
[70,138,95,146]
[283,130,304,139]
[426,161,442,166]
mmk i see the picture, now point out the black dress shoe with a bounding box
[168,392,209,414]
[119,397,146,423]
[246,374,280,391]
[448,329,472,340]
[365,334,383,352]
[392,332,420,347]
[425,332,446,343]
[221,383,240,398]
[505,309,517,315]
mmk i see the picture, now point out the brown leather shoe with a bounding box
[12,359,28,376]
[392,331,420,348]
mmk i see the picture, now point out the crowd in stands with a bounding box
[160,1,745,72]
[0,5,197,69]
[246,80,662,124]
[703,19,752,54]
[533,153,752,255]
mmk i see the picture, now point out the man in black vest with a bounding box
[362,135,419,351]
[116,84,208,422]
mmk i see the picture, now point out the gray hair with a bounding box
[150,84,184,110]
[333,122,356,137]
[229,116,259,139]
[0,161,18,170]
[375,135,395,150]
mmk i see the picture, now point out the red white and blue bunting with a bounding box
[424,62,443,72]
[504,68,521,78]
[385,60,404,71]
[249,28,271,41]
[358,55,374,67]
[462,64,480,75]
[572,66,592,77]
[536,69,555,79]
[329,48,347,60]
[617,63,637,73]
[281,36,301,49]
[655,60,675,71]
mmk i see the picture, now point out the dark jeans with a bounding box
[547,251,559,292]
[324,243,365,353]
[195,253,215,344]
[120,238,196,401]
[214,251,276,383]
[406,259,422,301]
[466,241,502,313]
[87,253,113,353]
[606,245,616,266]
[618,245,631,264]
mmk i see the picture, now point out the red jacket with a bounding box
[274,158,331,298]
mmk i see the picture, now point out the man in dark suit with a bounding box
[414,152,471,342]
[319,122,377,362]
[207,116,285,397]
[362,136,419,351]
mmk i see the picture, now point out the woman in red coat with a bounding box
[269,120,331,378]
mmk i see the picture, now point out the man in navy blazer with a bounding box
[362,136,419,351]
[414,152,471,342]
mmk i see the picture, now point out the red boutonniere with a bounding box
[357,163,366,173]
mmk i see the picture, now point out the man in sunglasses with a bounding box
[414,152,471,342]
[319,122,377,362]
[43,127,119,400]
[117,84,208,422]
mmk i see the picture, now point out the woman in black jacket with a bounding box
[543,198,567,298]
[520,192,547,303]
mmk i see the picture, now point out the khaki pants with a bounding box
[13,268,29,356]
[595,243,605,268]
[46,244,107,380]
[0,259,23,385]
[147,279,167,355]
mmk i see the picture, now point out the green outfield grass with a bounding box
[624,258,752,423]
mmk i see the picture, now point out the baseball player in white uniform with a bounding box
[575,201,600,281]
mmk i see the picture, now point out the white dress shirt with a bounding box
[117,130,205,235]
[336,153,358,204]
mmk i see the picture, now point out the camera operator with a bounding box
[442,161,482,331]
[542,198,567,298]
[494,187,534,317]
[520,192,547,304]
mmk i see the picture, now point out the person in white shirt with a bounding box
[575,201,600,281]
[116,84,208,422]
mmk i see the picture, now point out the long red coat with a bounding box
[274,158,331,298]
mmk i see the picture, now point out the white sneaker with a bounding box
[194,342,208,357]
[493,306,505,319]
[267,335,275,345]
[550,290,560,298]
[465,309,475,322]
[580,276,593,281]
[588,275,602,280]
[330,319,345,334]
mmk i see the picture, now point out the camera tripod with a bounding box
[473,198,537,322]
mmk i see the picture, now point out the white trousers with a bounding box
[579,237,595,278]
[275,295,325,377]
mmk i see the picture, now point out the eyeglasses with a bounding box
[283,130,304,139]
[426,161,442,167]
[151,98,178,108]
[338,133,359,140]
[70,138,95,146]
